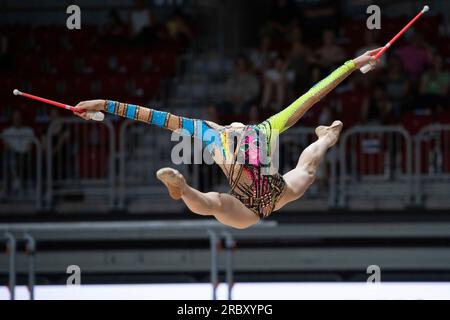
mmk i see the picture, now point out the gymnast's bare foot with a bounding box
[315,120,343,147]
[156,168,187,200]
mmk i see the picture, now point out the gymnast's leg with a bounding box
[156,168,259,229]
[274,121,342,210]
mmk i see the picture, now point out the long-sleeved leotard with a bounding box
[104,60,356,218]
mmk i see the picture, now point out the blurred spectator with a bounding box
[356,31,386,69]
[249,35,276,72]
[287,36,313,94]
[262,55,292,109]
[1,111,36,195]
[130,0,155,43]
[361,86,393,125]
[395,32,432,82]
[419,54,450,111]
[314,30,346,72]
[384,55,409,118]
[225,55,260,114]
[2,111,35,154]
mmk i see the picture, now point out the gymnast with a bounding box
[73,49,380,229]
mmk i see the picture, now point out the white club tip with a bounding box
[360,63,373,74]
[13,89,21,96]
[422,5,430,13]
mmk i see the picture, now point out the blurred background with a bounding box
[1,0,450,300]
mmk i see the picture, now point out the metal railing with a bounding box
[3,220,450,300]
[281,128,338,207]
[339,126,413,209]
[0,220,277,300]
[118,121,194,211]
[193,127,338,206]
[45,118,115,210]
[415,124,450,207]
[3,232,16,300]
[0,132,42,210]
[2,122,450,211]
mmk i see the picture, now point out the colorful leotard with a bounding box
[103,60,356,218]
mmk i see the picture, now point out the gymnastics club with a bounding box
[360,5,430,74]
[12,89,105,121]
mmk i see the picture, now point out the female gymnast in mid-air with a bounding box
[72,50,380,229]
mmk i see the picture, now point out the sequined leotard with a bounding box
[103,61,356,218]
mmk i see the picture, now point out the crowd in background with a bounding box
[101,0,194,47]
[1,0,450,196]
[0,1,196,197]
[0,0,195,161]
[213,0,449,131]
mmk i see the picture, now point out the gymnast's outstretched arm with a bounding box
[265,48,382,133]
[73,100,222,141]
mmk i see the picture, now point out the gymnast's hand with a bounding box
[352,48,383,70]
[73,100,105,120]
